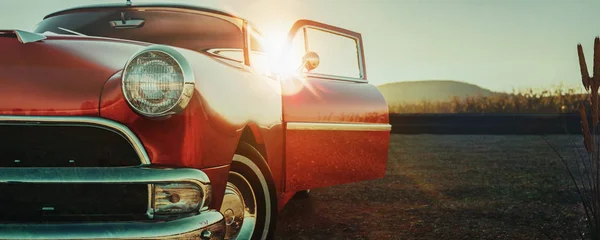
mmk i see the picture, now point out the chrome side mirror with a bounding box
[302,52,320,71]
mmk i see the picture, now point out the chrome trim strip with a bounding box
[0,210,224,240]
[0,166,209,184]
[287,122,391,131]
[205,48,245,64]
[147,184,155,219]
[304,72,368,83]
[13,30,47,44]
[0,115,150,165]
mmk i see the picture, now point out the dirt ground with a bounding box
[275,134,585,239]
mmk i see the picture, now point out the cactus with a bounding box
[565,37,600,239]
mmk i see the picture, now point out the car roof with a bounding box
[43,2,242,20]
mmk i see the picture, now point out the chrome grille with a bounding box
[0,116,149,166]
[0,116,152,222]
[0,124,140,167]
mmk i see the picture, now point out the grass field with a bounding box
[276,134,584,239]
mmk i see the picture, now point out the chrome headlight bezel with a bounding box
[122,45,195,118]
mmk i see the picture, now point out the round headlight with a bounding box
[122,45,194,117]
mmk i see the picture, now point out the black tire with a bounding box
[222,142,277,240]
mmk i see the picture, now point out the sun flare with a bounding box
[255,26,303,77]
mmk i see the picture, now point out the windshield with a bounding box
[34,8,245,62]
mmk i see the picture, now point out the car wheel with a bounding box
[220,143,277,240]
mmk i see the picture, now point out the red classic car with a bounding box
[0,2,390,240]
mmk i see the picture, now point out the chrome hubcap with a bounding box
[220,172,257,240]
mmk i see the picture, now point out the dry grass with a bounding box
[388,88,587,114]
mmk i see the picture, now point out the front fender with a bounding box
[98,70,238,170]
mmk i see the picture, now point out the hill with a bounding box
[377,80,497,105]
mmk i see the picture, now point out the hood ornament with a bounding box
[7,30,47,44]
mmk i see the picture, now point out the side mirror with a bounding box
[302,52,320,71]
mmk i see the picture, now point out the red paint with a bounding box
[285,129,389,192]
[199,164,231,209]
[281,78,389,124]
[99,72,240,169]
[98,46,286,207]
[0,36,143,116]
[278,192,296,211]
[281,77,390,193]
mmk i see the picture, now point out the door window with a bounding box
[287,20,367,81]
[303,27,361,79]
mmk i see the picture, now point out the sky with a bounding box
[1,0,599,92]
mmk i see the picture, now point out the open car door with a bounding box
[282,20,391,193]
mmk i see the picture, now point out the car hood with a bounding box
[0,33,148,116]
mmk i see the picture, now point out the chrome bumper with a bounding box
[0,211,225,239]
[0,166,225,240]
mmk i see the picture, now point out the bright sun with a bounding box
[258,26,305,77]
[256,26,316,97]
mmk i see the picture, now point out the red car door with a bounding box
[281,20,391,193]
